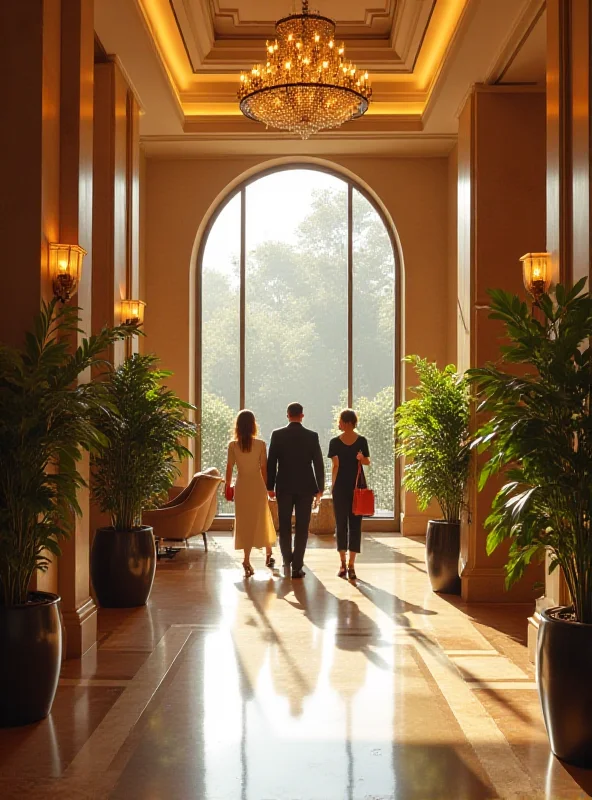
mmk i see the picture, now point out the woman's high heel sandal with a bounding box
[347,565,357,580]
[242,561,254,577]
[266,553,275,569]
[338,563,347,578]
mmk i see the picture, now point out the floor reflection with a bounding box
[184,566,493,800]
[9,534,581,799]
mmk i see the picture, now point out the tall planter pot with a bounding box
[537,607,592,766]
[91,526,156,608]
[425,520,461,595]
[0,592,62,727]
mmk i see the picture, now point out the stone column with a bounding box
[0,0,60,342]
[92,58,141,363]
[457,85,546,602]
[57,0,97,659]
[90,58,142,539]
[0,0,97,655]
[527,0,592,656]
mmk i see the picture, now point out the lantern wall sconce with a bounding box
[49,243,86,302]
[121,299,146,326]
[520,252,551,302]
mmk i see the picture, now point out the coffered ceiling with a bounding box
[94,0,546,156]
[134,0,468,116]
[170,0,435,73]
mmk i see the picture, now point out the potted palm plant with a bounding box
[469,279,592,766]
[0,300,136,726]
[395,356,471,594]
[90,353,197,608]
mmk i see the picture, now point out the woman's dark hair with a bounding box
[340,408,358,428]
[234,409,257,452]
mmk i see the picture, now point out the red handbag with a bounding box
[225,483,235,502]
[352,464,375,517]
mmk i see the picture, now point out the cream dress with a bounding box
[228,439,276,550]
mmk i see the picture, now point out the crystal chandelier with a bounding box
[238,0,372,139]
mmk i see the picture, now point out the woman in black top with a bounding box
[327,409,371,580]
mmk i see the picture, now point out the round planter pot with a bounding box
[91,526,156,608]
[0,591,62,727]
[537,606,592,766]
[425,520,461,595]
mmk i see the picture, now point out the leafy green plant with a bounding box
[468,280,592,623]
[0,301,138,607]
[91,354,197,531]
[395,356,470,523]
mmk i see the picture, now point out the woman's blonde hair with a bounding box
[234,409,257,452]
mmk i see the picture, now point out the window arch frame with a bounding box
[195,163,402,527]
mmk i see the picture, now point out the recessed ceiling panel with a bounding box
[209,0,395,39]
[170,0,436,72]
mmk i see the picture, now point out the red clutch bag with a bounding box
[352,464,375,517]
[225,484,235,502]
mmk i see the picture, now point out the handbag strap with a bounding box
[355,462,363,489]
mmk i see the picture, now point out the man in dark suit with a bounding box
[267,402,325,578]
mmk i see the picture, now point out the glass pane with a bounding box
[352,189,396,516]
[245,169,348,484]
[201,193,241,514]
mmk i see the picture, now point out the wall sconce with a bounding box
[520,252,551,302]
[49,243,86,302]
[121,299,146,325]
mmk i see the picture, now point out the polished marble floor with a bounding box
[1,533,591,799]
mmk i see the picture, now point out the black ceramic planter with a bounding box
[91,526,156,608]
[425,520,461,594]
[537,607,592,766]
[0,591,62,727]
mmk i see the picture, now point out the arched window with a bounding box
[198,167,398,519]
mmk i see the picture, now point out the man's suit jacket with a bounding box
[267,422,325,496]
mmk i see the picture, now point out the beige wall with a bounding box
[143,154,453,523]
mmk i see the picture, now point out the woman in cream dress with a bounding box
[225,410,276,576]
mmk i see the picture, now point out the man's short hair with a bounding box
[287,402,304,418]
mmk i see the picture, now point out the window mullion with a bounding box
[240,187,246,409]
[347,183,353,407]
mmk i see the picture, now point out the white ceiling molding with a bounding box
[169,0,435,73]
[208,0,395,38]
[140,132,457,158]
[488,0,546,85]
[421,0,540,134]
[98,0,548,152]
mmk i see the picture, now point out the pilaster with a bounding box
[457,85,547,602]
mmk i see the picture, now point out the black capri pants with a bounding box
[333,486,362,553]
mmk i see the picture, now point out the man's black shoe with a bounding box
[291,569,306,579]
